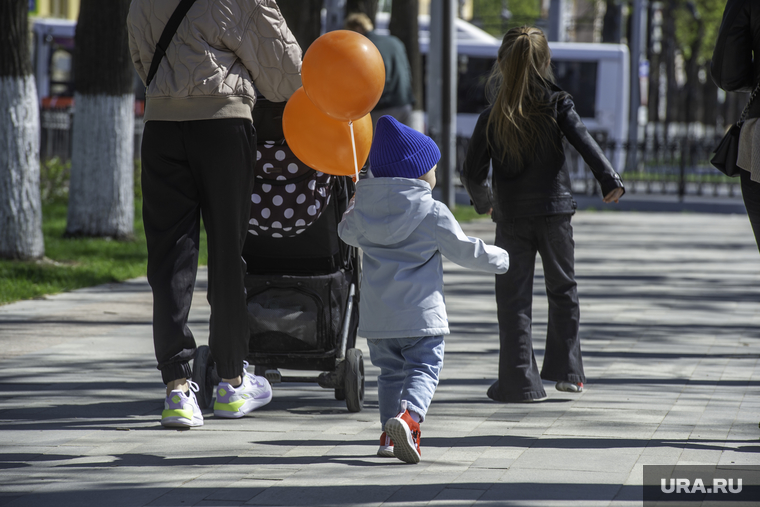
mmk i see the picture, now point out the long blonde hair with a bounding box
[486,26,558,166]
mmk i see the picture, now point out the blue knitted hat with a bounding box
[369,116,441,178]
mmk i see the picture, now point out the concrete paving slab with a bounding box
[1,212,760,506]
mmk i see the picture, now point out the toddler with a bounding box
[338,116,509,463]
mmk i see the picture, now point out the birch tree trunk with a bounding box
[67,94,134,237]
[65,0,134,239]
[0,0,44,260]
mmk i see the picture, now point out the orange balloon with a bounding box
[301,30,385,121]
[282,87,373,177]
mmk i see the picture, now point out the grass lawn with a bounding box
[0,198,207,305]
[0,197,482,306]
[452,205,489,223]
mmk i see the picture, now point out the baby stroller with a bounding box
[191,100,364,413]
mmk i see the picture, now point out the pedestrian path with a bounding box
[0,212,758,507]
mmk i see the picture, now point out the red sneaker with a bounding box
[377,431,395,457]
[384,402,421,464]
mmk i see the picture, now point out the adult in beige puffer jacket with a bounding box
[127,0,302,428]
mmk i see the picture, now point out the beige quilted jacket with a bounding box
[127,0,302,122]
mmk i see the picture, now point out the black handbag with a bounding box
[711,82,760,177]
[711,122,743,177]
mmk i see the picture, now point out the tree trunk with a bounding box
[703,62,719,129]
[68,94,135,237]
[646,1,660,125]
[684,18,704,131]
[601,0,622,43]
[279,1,323,53]
[389,0,421,108]
[66,0,134,239]
[0,0,44,260]
[662,0,679,129]
[389,0,423,131]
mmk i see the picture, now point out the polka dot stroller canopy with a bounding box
[249,140,332,239]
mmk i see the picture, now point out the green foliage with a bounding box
[673,0,725,64]
[39,157,71,204]
[470,0,725,66]
[134,159,143,201]
[622,169,735,184]
[1,163,208,305]
[452,204,490,223]
[471,0,541,37]
[506,0,541,31]
[471,0,503,36]
[40,158,143,205]
[0,200,148,304]
[4,160,485,306]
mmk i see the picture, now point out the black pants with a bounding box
[741,170,760,253]
[490,214,584,402]
[141,119,256,384]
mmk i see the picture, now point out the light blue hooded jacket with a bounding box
[338,177,510,339]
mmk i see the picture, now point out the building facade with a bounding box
[29,0,80,20]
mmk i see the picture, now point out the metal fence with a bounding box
[40,108,73,161]
[568,136,739,199]
[40,107,145,161]
[454,134,739,199]
[41,109,737,200]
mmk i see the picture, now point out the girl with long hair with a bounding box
[462,26,625,403]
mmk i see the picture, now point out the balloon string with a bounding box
[349,120,359,182]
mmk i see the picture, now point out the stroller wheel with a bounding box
[191,345,216,410]
[344,348,364,412]
[334,388,346,401]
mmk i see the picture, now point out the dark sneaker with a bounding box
[556,381,583,393]
[384,401,421,464]
[487,381,547,402]
[161,381,203,428]
[377,431,394,457]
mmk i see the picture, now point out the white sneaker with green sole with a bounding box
[161,380,204,428]
[214,362,272,418]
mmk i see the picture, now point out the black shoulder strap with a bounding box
[145,0,197,87]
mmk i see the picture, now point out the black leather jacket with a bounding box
[461,85,624,220]
[711,0,760,118]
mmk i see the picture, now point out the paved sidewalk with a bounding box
[1,212,759,507]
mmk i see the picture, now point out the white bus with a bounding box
[375,14,630,169]
[452,41,630,150]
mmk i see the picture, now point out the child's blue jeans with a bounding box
[366,336,445,428]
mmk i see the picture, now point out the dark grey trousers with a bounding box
[489,214,584,402]
[141,119,256,384]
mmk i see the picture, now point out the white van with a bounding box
[374,13,630,153]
